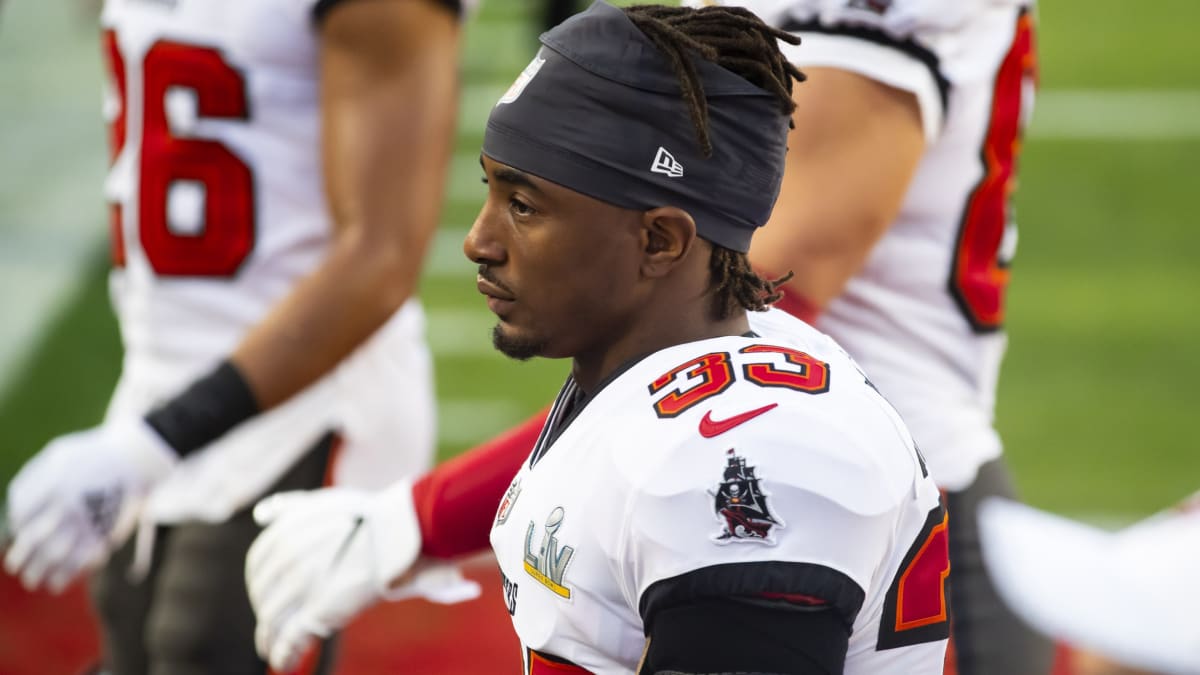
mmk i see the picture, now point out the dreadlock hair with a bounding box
[624,4,805,320]
[709,247,794,321]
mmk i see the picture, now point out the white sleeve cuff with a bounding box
[781,32,945,143]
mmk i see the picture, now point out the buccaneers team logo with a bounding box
[709,449,783,545]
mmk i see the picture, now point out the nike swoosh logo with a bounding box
[698,403,779,438]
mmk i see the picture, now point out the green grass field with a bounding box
[1,0,1198,522]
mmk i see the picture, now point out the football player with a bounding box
[247,4,950,673]
[3,0,461,672]
[678,1,1051,672]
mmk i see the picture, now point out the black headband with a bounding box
[482,1,790,253]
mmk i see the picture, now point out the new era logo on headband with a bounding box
[651,147,684,178]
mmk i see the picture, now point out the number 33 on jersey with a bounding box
[490,309,950,674]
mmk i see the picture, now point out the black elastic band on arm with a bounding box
[780,18,949,115]
[642,597,849,675]
[145,360,260,458]
[312,0,462,23]
[640,561,865,632]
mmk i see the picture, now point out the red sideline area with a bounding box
[0,555,520,675]
[1,555,1074,675]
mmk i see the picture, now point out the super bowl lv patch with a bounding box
[709,449,784,545]
[524,506,574,599]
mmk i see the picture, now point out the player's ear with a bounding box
[640,206,697,279]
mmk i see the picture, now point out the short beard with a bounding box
[492,324,548,361]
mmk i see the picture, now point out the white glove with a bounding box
[246,480,480,672]
[3,418,176,592]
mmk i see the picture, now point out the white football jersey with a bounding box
[691,0,1037,490]
[98,0,436,523]
[490,309,948,674]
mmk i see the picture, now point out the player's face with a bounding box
[465,155,646,361]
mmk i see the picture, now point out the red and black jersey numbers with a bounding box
[878,503,951,650]
[740,344,830,394]
[949,10,1036,332]
[102,32,255,277]
[648,352,735,418]
[648,345,831,418]
[102,31,128,267]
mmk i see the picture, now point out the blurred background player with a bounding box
[980,495,1200,675]
[686,0,1052,672]
[4,0,462,672]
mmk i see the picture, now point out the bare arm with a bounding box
[749,66,925,313]
[232,0,460,408]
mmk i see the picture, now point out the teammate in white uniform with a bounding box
[4,0,461,672]
[681,1,1050,671]
[246,4,948,672]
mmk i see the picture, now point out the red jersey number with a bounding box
[649,345,830,418]
[740,344,830,394]
[878,503,951,650]
[648,352,735,418]
[102,32,255,277]
[102,30,128,266]
[948,11,1036,332]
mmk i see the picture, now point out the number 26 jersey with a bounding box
[98,0,436,523]
[101,0,337,367]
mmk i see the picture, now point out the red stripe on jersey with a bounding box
[413,408,549,559]
[759,591,828,606]
[528,648,591,674]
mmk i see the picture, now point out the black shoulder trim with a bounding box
[313,0,462,24]
[780,18,949,115]
[639,560,865,632]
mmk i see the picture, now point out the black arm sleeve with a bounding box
[642,597,849,675]
[639,562,864,675]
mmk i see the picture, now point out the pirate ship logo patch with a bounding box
[709,449,784,545]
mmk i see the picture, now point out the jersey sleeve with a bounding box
[619,400,920,633]
[688,0,997,142]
